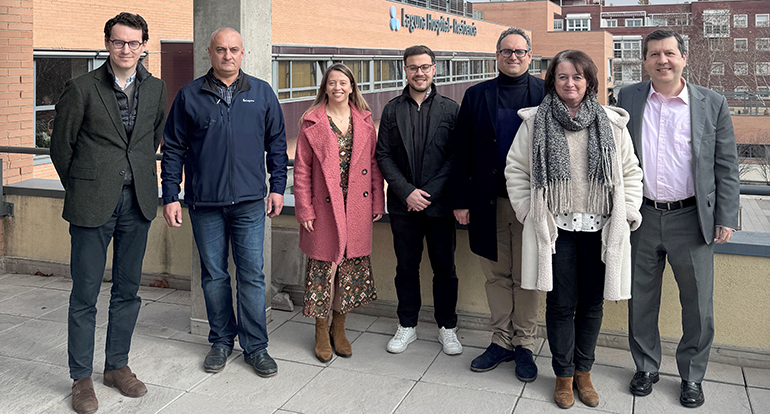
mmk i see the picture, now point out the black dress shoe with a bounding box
[629,371,659,396]
[513,345,537,382]
[470,343,515,372]
[246,352,278,378]
[680,380,705,408]
[204,347,232,373]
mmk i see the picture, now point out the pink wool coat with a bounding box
[294,103,386,264]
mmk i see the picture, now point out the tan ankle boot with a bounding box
[330,310,352,357]
[315,317,333,362]
[555,376,575,409]
[574,370,599,407]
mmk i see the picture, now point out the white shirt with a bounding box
[642,80,695,202]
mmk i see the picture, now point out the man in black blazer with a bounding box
[376,45,461,356]
[51,13,166,414]
[452,28,544,381]
[617,29,739,408]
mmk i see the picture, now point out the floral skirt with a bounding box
[302,255,376,317]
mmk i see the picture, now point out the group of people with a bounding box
[50,11,738,414]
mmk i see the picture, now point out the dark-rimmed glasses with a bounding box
[498,49,529,58]
[405,64,435,74]
[108,39,144,50]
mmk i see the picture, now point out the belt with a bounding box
[643,196,696,211]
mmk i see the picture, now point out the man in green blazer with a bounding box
[50,12,166,414]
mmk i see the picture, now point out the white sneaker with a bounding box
[438,327,463,355]
[387,325,417,353]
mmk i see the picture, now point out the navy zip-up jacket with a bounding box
[161,70,288,207]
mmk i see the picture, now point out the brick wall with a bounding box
[0,0,34,186]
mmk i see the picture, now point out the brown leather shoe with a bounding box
[315,317,333,362]
[72,377,98,414]
[555,376,575,409]
[103,366,147,398]
[574,370,599,407]
[329,310,352,357]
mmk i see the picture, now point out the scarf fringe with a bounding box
[544,179,572,214]
[587,151,615,215]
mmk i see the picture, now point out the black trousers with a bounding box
[547,229,605,377]
[390,212,458,328]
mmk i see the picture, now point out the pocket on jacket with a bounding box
[69,165,96,180]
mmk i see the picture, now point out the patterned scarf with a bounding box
[531,92,616,215]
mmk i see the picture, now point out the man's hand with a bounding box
[454,209,470,225]
[714,225,734,244]
[301,220,314,232]
[267,193,284,218]
[373,214,383,222]
[163,202,183,227]
[406,189,431,212]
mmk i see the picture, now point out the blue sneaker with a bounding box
[470,343,515,372]
[514,345,537,382]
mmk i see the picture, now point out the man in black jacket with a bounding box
[376,45,462,356]
[452,27,544,381]
[51,13,166,414]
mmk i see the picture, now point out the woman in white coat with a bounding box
[505,50,643,409]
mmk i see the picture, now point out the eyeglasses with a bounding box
[108,39,144,50]
[498,49,529,58]
[405,64,434,74]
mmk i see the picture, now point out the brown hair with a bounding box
[544,49,598,100]
[300,63,371,126]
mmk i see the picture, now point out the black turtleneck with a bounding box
[496,71,530,198]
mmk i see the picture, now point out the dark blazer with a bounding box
[452,74,545,261]
[616,80,739,243]
[376,87,460,217]
[51,62,167,228]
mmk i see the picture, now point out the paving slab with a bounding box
[746,367,770,389]
[157,391,276,414]
[0,357,71,414]
[0,313,30,334]
[330,332,440,381]
[267,320,360,367]
[126,334,213,391]
[515,396,618,414]
[190,359,321,409]
[0,273,62,288]
[0,286,69,318]
[155,290,191,306]
[133,302,191,339]
[281,366,415,414]
[45,381,186,414]
[420,344,524,395]
[0,318,67,360]
[394,381,518,414]
[748,386,770,414]
[0,283,34,303]
[136,286,177,301]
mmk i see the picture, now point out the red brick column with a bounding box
[0,0,34,185]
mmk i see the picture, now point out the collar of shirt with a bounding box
[648,78,689,105]
[113,72,136,90]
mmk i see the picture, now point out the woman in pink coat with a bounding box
[293,63,385,363]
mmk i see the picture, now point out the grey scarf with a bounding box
[531,92,616,215]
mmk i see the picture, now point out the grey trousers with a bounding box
[628,204,715,383]
[478,198,539,352]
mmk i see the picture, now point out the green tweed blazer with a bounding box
[50,62,167,228]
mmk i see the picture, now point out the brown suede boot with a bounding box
[72,377,98,414]
[330,310,352,357]
[554,376,575,409]
[315,317,333,362]
[103,365,147,398]
[574,370,599,407]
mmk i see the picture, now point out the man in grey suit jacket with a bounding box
[616,29,739,408]
[51,12,166,414]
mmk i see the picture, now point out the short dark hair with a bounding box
[496,27,531,52]
[404,45,435,64]
[643,29,686,59]
[104,12,149,43]
[544,49,599,100]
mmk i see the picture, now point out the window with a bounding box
[614,39,642,60]
[709,38,725,51]
[674,15,690,26]
[710,62,724,76]
[757,38,770,51]
[734,14,748,28]
[703,10,730,38]
[553,19,563,31]
[374,59,403,90]
[624,65,642,83]
[757,14,769,27]
[735,85,749,93]
[276,60,327,100]
[34,55,105,148]
[566,17,590,31]
[758,86,770,96]
[711,85,725,92]
[452,60,470,82]
[625,18,642,27]
[757,62,770,76]
[649,17,667,27]
[614,41,622,59]
[613,64,623,83]
[734,38,748,51]
[434,60,450,84]
[601,19,617,28]
[340,60,371,91]
[735,62,749,76]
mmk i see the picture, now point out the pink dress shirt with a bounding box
[642,80,695,202]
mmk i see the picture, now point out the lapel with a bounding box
[629,81,650,166]
[349,105,371,173]
[484,78,499,139]
[424,93,443,149]
[395,96,415,175]
[303,104,337,171]
[688,84,706,171]
[93,64,128,144]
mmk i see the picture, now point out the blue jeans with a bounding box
[68,186,151,380]
[189,199,268,359]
